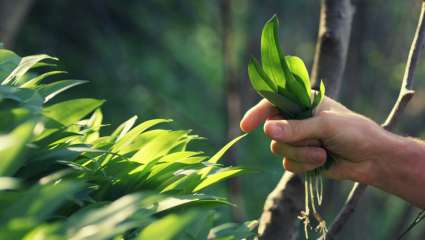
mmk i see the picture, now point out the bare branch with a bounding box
[257,0,355,238]
[311,0,356,97]
[326,1,425,238]
[257,172,304,240]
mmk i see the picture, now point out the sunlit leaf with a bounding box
[285,55,311,98]
[37,80,87,102]
[21,71,67,88]
[193,167,246,192]
[110,115,138,141]
[0,121,35,176]
[2,54,57,86]
[130,130,187,163]
[153,195,230,214]
[113,118,172,151]
[137,211,198,240]
[43,98,104,126]
[0,50,20,83]
[208,134,246,164]
[0,177,21,190]
[248,58,276,92]
[261,15,287,89]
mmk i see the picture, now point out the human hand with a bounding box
[240,96,401,184]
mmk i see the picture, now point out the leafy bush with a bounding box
[0,48,256,240]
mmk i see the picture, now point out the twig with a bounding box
[326,1,425,238]
[398,209,425,240]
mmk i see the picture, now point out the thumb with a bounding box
[264,117,324,143]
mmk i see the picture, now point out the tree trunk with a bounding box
[257,1,355,239]
[220,0,246,221]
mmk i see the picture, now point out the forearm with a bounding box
[370,133,425,208]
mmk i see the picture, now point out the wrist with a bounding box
[370,132,424,192]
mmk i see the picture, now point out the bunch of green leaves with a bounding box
[247,15,329,238]
[0,48,256,239]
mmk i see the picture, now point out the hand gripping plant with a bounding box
[247,15,330,238]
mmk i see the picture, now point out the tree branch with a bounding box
[311,0,356,96]
[257,0,355,239]
[257,172,304,240]
[326,1,425,238]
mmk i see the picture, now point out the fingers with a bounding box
[240,99,279,133]
[271,141,326,166]
[264,117,325,143]
[283,159,322,173]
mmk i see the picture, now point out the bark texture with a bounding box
[257,172,303,240]
[311,0,355,95]
[257,1,355,239]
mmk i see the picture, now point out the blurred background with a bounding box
[1,0,425,239]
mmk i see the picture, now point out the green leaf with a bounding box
[208,220,258,240]
[199,134,246,178]
[65,193,154,240]
[0,177,21,190]
[259,90,304,117]
[193,167,246,192]
[138,211,198,240]
[22,223,64,240]
[285,56,311,98]
[260,16,311,108]
[0,50,20,83]
[2,54,57,86]
[208,134,246,164]
[160,151,204,163]
[0,86,44,110]
[113,118,172,151]
[43,98,104,126]
[130,130,187,164]
[248,58,276,92]
[153,195,230,214]
[21,71,67,88]
[0,181,82,224]
[0,121,35,176]
[312,80,325,109]
[37,79,87,102]
[110,115,138,140]
[261,15,287,89]
[160,173,202,193]
[196,135,246,180]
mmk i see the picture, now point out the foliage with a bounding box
[247,15,328,238]
[0,48,256,239]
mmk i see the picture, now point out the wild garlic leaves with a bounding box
[248,15,329,239]
[248,15,325,119]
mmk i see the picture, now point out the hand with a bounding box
[240,96,401,184]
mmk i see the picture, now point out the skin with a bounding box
[240,97,425,208]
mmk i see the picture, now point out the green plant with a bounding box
[247,15,328,238]
[0,48,256,239]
